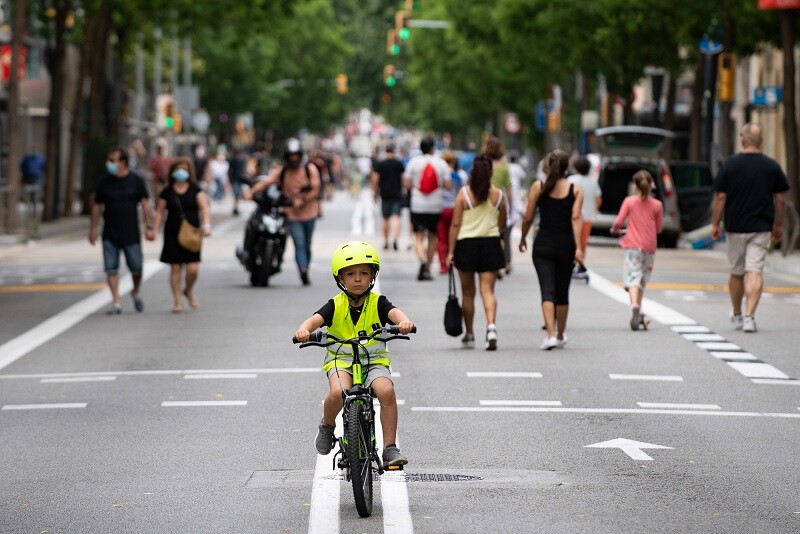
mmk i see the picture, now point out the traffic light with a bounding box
[405,0,420,10]
[336,73,348,94]
[164,101,176,130]
[386,29,400,56]
[384,64,397,87]
[718,53,736,103]
[395,10,410,40]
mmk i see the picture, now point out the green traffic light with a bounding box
[398,28,410,40]
[385,76,397,87]
[412,1,420,9]
[164,117,175,129]
[391,44,400,55]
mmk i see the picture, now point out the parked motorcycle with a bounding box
[236,183,293,287]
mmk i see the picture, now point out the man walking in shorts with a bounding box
[89,146,154,314]
[371,145,405,251]
[404,136,450,280]
[711,122,789,332]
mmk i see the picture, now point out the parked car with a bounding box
[591,126,681,248]
[668,160,714,232]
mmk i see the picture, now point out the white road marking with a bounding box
[410,406,800,418]
[374,400,413,533]
[467,372,543,379]
[637,402,721,410]
[0,368,320,380]
[726,362,789,380]
[671,325,712,334]
[480,400,562,407]
[2,403,87,410]
[695,342,742,351]
[609,374,684,382]
[40,376,117,384]
[161,401,247,407]
[588,271,796,382]
[0,260,163,372]
[709,351,759,361]
[587,271,696,325]
[752,378,800,386]
[183,374,258,380]
[585,438,673,461]
[682,333,726,342]
[308,410,343,534]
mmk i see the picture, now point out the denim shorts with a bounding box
[381,198,403,219]
[103,240,143,275]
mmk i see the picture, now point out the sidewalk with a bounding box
[0,195,241,249]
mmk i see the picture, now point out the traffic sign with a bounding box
[698,37,723,56]
[504,113,521,134]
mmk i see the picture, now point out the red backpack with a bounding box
[418,162,439,194]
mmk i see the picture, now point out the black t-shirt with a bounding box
[94,172,149,245]
[713,152,790,233]
[373,158,405,200]
[315,294,396,328]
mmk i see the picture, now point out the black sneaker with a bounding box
[382,445,408,467]
[393,241,399,251]
[417,263,431,281]
[300,271,311,286]
[315,423,336,455]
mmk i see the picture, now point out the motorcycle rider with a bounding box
[247,138,322,286]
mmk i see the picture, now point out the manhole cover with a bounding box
[320,472,483,482]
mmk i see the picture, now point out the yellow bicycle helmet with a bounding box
[331,241,380,296]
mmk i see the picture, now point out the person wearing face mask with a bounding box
[90,146,154,315]
[147,157,212,313]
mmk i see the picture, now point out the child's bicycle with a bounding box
[293,325,415,518]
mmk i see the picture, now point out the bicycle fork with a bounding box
[335,393,384,475]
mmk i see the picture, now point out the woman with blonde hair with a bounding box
[148,157,212,313]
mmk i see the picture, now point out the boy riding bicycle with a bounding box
[293,241,414,467]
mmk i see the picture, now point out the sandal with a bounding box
[183,290,200,309]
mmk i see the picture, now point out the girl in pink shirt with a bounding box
[611,170,663,330]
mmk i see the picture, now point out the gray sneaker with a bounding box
[730,311,744,330]
[743,316,757,333]
[315,423,336,455]
[629,306,641,331]
[382,445,408,467]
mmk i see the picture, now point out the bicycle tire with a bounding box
[346,400,373,517]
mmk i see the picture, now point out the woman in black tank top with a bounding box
[518,150,584,351]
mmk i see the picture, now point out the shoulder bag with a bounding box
[444,266,463,337]
[174,190,202,253]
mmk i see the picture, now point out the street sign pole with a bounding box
[699,37,724,163]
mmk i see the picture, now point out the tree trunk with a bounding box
[4,0,28,231]
[64,14,98,217]
[80,4,113,215]
[661,69,678,161]
[780,10,800,213]
[689,54,704,161]
[42,1,71,221]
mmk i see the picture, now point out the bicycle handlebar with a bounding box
[292,325,416,347]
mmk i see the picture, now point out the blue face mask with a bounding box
[106,161,117,175]
[172,169,190,181]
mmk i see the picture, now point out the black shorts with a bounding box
[381,198,403,219]
[410,212,439,233]
[454,237,505,272]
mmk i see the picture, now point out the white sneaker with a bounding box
[742,316,757,333]
[556,334,568,348]
[629,306,641,331]
[730,311,744,330]
[540,336,557,350]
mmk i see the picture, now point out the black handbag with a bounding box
[444,266,463,337]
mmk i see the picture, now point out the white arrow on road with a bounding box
[584,438,674,461]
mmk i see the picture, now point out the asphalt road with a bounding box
[1,192,799,534]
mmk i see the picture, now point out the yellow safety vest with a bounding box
[323,292,391,373]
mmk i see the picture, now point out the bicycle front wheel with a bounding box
[346,400,374,517]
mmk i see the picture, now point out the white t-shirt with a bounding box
[404,153,450,214]
[568,173,602,221]
[508,162,527,224]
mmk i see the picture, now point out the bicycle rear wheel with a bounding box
[346,400,373,517]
